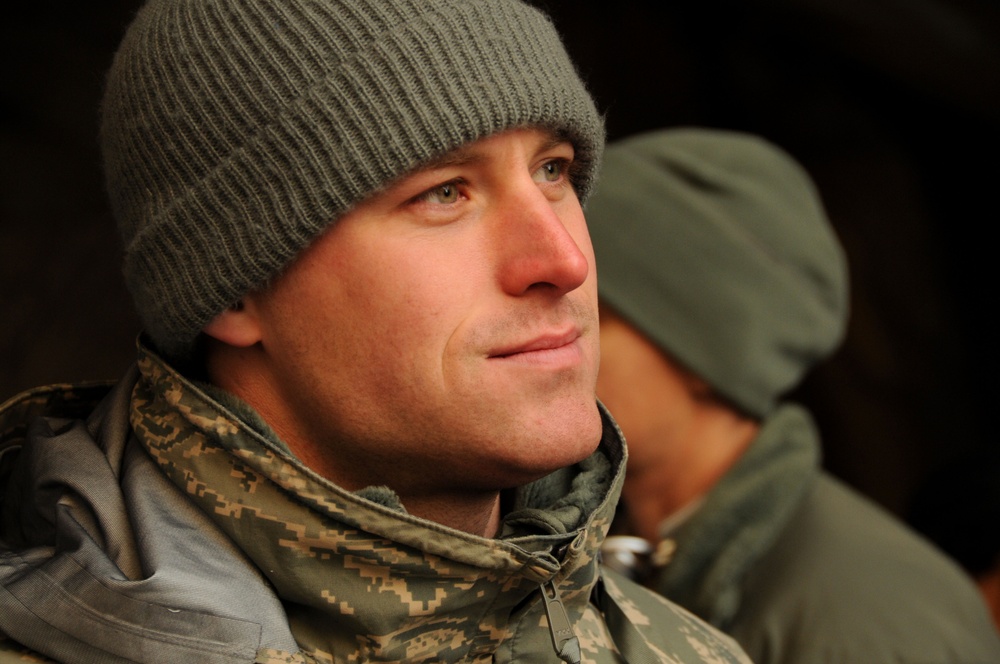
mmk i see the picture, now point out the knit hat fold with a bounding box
[101,0,604,357]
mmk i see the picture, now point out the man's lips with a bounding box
[488,327,583,359]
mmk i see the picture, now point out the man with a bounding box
[0,2,750,663]
[588,127,1000,663]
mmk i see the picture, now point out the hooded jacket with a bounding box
[0,343,749,664]
[646,403,1000,663]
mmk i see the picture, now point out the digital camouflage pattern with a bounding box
[0,382,113,454]
[0,342,750,663]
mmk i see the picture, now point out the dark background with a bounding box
[2,1,998,520]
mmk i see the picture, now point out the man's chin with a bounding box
[510,405,604,474]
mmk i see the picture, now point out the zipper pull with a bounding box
[542,580,581,664]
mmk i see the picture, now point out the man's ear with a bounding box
[203,299,263,348]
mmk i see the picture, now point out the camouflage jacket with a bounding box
[0,344,750,664]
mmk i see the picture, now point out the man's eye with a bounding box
[418,182,461,204]
[534,159,566,183]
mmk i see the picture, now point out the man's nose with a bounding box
[494,183,590,297]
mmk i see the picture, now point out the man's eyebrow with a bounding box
[418,146,483,172]
[536,131,574,156]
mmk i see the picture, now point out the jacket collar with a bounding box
[130,342,627,660]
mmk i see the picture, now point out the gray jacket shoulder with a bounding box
[732,473,1000,663]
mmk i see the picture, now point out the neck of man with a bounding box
[405,491,504,538]
[279,433,506,538]
[622,404,759,544]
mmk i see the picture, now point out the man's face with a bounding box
[243,128,602,494]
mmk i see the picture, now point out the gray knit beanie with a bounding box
[587,128,848,417]
[100,0,604,358]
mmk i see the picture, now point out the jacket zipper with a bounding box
[541,579,581,664]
